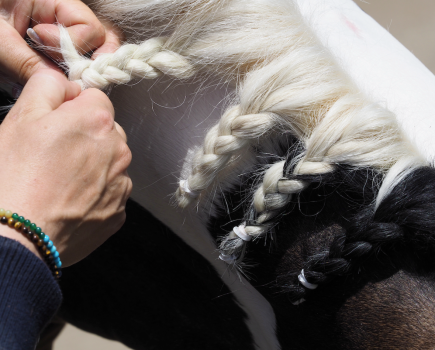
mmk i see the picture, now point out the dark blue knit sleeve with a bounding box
[0,236,62,350]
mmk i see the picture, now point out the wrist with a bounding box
[0,209,62,279]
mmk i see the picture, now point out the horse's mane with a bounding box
[58,0,434,304]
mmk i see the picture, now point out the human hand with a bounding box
[0,69,132,267]
[0,0,123,84]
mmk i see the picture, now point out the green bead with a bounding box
[35,227,42,234]
[30,223,36,231]
[24,219,30,227]
[18,216,24,223]
[39,232,45,240]
[11,213,18,220]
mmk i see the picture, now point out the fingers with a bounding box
[32,0,103,50]
[91,19,124,58]
[57,89,129,154]
[8,69,81,121]
[32,23,104,61]
[32,0,122,60]
[0,0,123,83]
[0,20,60,84]
[56,88,115,122]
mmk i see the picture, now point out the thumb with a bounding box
[8,69,81,121]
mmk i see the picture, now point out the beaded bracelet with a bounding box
[0,209,62,279]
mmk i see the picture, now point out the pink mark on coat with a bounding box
[341,14,362,38]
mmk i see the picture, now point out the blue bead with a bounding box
[47,241,53,249]
[50,246,56,254]
[55,261,62,268]
[54,257,60,263]
[43,236,49,243]
[53,251,59,258]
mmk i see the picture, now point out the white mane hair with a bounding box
[60,0,426,262]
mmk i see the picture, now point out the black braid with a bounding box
[289,166,435,304]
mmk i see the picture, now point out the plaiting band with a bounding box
[180,179,199,199]
[233,225,251,241]
[298,269,318,290]
[219,253,237,263]
[291,298,306,306]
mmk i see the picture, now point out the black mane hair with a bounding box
[291,166,435,303]
[208,156,435,348]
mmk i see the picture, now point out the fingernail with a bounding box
[27,28,43,44]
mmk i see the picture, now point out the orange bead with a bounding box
[14,222,22,231]
[7,218,15,227]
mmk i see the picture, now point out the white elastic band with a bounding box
[292,298,306,306]
[233,225,251,241]
[219,253,237,263]
[298,269,318,290]
[180,179,199,199]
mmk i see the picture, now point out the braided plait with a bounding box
[218,141,336,263]
[289,166,435,304]
[176,106,278,207]
[217,93,423,264]
[59,27,194,90]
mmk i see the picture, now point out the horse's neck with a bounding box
[110,78,227,248]
[298,0,435,160]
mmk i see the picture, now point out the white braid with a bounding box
[219,93,425,261]
[59,26,194,90]
[176,105,278,207]
[219,158,334,260]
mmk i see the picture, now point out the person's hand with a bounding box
[0,69,132,266]
[0,0,123,84]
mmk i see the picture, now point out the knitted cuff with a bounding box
[0,236,62,350]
